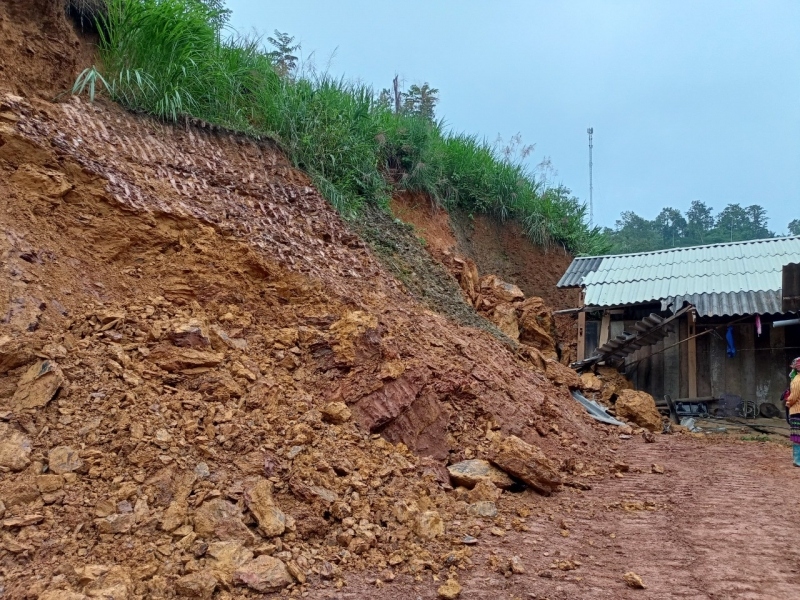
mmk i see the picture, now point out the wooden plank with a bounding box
[577,310,586,362]
[755,323,782,410]
[654,338,665,400]
[599,312,611,346]
[696,331,712,397]
[663,324,680,401]
[687,311,697,398]
[740,324,756,404]
[679,316,689,398]
[709,329,726,397]
[723,324,746,398]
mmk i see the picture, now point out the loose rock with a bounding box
[623,571,646,589]
[233,556,293,592]
[48,445,83,474]
[0,424,32,471]
[244,478,286,538]
[466,501,498,518]
[447,459,514,490]
[413,510,445,539]
[321,401,352,424]
[488,434,561,495]
[615,390,663,432]
[176,570,217,599]
[437,577,462,599]
[11,359,64,410]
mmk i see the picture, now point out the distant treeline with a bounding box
[603,201,798,254]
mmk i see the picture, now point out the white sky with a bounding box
[226,0,800,232]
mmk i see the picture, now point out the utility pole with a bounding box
[587,127,594,224]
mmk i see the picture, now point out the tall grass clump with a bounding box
[262,77,389,215]
[74,0,609,255]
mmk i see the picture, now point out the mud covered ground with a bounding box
[312,435,800,599]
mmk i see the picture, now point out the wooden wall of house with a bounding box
[616,316,799,410]
[698,321,791,408]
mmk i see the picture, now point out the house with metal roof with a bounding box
[557,236,800,417]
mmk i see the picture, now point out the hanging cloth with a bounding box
[726,325,736,358]
[755,314,762,337]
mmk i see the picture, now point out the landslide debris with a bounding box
[0,7,622,597]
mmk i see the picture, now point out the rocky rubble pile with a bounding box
[579,367,666,432]
[0,293,604,599]
[450,258,581,390]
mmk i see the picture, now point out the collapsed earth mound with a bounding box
[0,3,620,598]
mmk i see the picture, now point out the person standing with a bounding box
[785,357,800,466]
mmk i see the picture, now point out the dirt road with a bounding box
[313,436,799,600]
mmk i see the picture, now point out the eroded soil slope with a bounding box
[0,5,620,598]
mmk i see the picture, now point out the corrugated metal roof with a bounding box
[662,291,783,317]
[557,256,603,288]
[558,236,800,316]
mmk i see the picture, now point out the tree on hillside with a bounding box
[606,211,661,253]
[196,0,231,38]
[267,30,300,78]
[714,203,772,242]
[654,207,687,248]
[402,83,439,121]
[789,219,800,236]
[686,200,715,245]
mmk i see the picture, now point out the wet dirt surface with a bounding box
[314,436,800,600]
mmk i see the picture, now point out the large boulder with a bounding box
[596,366,633,404]
[490,303,520,341]
[580,372,604,392]
[479,275,525,305]
[488,435,561,496]
[447,459,515,490]
[615,389,662,432]
[544,359,582,389]
[517,297,556,355]
[244,479,286,538]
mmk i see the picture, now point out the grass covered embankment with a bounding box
[72,0,608,255]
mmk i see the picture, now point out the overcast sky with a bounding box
[225,0,800,233]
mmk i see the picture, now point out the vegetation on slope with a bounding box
[71,0,608,255]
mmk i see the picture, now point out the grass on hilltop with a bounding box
[71,0,609,255]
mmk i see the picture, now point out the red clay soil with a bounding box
[307,435,800,599]
[390,193,581,363]
[390,193,579,311]
[389,192,460,261]
[0,0,95,101]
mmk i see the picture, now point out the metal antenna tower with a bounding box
[587,127,594,224]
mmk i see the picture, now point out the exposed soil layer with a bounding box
[390,193,581,363]
[0,0,95,101]
[305,435,800,599]
[390,194,579,311]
